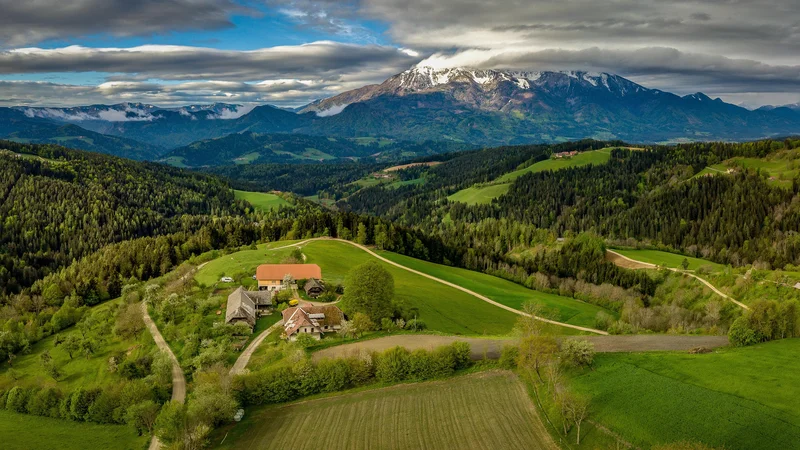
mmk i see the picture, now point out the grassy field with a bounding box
[496,148,613,183]
[302,240,518,335]
[571,339,800,449]
[233,190,292,212]
[612,248,726,272]
[194,241,300,286]
[212,370,554,450]
[447,183,511,205]
[0,410,148,450]
[448,149,613,205]
[232,152,260,165]
[378,251,614,331]
[695,153,800,188]
[0,300,155,391]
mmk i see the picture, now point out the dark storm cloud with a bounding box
[0,0,250,46]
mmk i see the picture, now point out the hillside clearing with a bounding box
[0,410,147,450]
[233,190,292,212]
[447,183,511,205]
[572,339,800,449]
[213,370,556,450]
[378,251,615,329]
[496,148,613,183]
[610,248,725,272]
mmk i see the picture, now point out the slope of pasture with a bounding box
[447,183,511,205]
[571,339,800,449]
[378,251,615,329]
[0,299,155,391]
[0,410,148,450]
[194,240,300,286]
[233,190,292,212]
[612,248,725,271]
[448,149,612,205]
[302,240,517,335]
[214,371,555,450]
[496,148,613,183]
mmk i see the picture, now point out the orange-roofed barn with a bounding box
[256,264,322,291]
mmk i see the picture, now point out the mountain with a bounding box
[162,132,471,167]
[12,103,306,149]
[0,108,164,160]
[6,69,800,151]
[300,67,800,144]
[758,102,800,112]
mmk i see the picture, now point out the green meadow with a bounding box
[612,248,726,272]
[448,149,613,205]
[496,148,613,183]
[571,339,800,449]
[378,251,614,330]
[0,410,148,450]
[194,240,300,286]
[233,190,292,212]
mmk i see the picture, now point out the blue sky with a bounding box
[0,0,797,108]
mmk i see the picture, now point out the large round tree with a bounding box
[340,261,395,323]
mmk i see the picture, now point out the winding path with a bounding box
[230,320,284,375]
[312,334,730,361]
[142,302,186,450]
[281,238,607,335]
[606,250,749,310]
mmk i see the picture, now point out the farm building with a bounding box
[225,287,273,328]
[281,304,344,341]
[256,263,322,291]
[303,278,324,298]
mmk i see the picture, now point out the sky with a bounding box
[0,0,798,108]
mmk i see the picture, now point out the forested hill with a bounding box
[340,138,800,269]
[0,141,242,295]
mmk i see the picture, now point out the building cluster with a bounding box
[224,263,343,340]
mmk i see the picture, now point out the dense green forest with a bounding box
[165,132,472,167]
[339,138,800,269]
[0,141,241,295]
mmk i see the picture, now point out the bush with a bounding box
[6,386,31,413]
[561,339,595,367]
[405,318,427,331]
[375,346,410,382]
[315,358,352,392]
[728,316,759,347]
[499,345,519,369]
[27,387,62,418]
[449,341,472,369]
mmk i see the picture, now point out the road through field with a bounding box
[606,250,749,310]
[312,334,730,361]
[230,320,284,375]
[142,302,186,450]
[282,238,607,335]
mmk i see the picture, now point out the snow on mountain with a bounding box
[16,102,258,122]
[302,66,653,116]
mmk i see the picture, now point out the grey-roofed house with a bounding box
[303,278,324,298]
[225,286,273,329]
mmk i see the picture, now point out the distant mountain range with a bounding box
[2,67,799,161]
[163,132,471,167]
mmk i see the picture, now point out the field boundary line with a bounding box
[287,238,607,335]
[606,250,749,310]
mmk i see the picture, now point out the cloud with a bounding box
[0,42,422,82]
[0,0,251,47]
[417,47,800,95]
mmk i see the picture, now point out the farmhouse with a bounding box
[553,150,578,158]
[282,304,344,341]
[303,278,324,298]
[256,263,322,291]
[225,287,273,328]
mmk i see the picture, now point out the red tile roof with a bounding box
[256,264,321,281]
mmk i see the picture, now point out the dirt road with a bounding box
[284,238,607,335]
[606,250,749,310]
[312,333,729,361]
[142,302,186,450]
[230,320,284,374]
